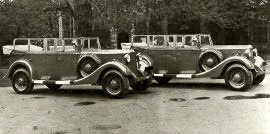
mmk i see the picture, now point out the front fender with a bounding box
[6,59,33,79]
[142,54,154,66]
[78,54,101,65]
[195,56,254,78]
[199,49,223,61]
[73,61,135,84]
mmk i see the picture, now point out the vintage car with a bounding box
[121,34,267,91]
[2,37,153,98]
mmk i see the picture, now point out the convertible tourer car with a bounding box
[121,34,266,91]
[3,37,153,98]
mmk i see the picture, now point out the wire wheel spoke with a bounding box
[229,69,246,87]
[15,74,28,91]
[106,75,122,95]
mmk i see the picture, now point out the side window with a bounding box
[167,36,174,47]
[133,36,148,47]
[56,39,64,52]
[90,39,99,49]
[184,36,193,47]
[29,39,44,52]
[133,36,147,43]
[176,36,183,47]
[153,36,165,47]
[82,39,89,49]
[201,36,210,45]
[47,39,56,52]
[14,39,28,52]
[64,39,75,52]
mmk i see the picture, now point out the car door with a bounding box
[16,39,46,79]
[165,35,180,74]
[56,39,79,80]
[145,35,167,74]
[45,38,60,80]
[177,35,201,74]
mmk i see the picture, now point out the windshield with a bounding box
[200,35,212,45]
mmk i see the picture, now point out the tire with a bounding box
[253,74,265,85]
[131,77,152,91]
[102,70,129,98]
[79,59,98,77]
[199,53,219,71]
[154,77,172,84]
[224,64,253,91]
[46,84,62,91]
[11,69,34,94]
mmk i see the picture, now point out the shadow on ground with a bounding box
[19,87,153,99]
[151,82,228,90]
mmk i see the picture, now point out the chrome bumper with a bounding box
[254,56,267,76]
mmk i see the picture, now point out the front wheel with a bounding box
[253,74,265,85]
[102,70,129,98]
[131,77,152,91]
[11,69,34,94]
[154,77,172,84]
[224,64,253,91]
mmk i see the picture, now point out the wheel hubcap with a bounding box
[106,76,121,95]
[233,73,242,82]
[202,55,218,71]
[110,79,118,89]
[206,58,214,67]
[15,74,27,91]
[84,64,92,73]
[18,78,25,85]
[229,69,245,88]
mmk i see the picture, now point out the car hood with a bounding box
[205,45,253,50]
[81,49,134,54]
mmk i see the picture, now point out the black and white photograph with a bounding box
[0,0,270,133]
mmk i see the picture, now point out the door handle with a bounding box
[57,59,63,61]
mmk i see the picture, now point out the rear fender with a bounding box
[195,56,254,78]
[6,59,33,79]
[73,61,135,84]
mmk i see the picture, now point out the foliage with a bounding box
[0,0,269,45]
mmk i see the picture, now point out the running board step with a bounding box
[154,74,194,79]
[33,80,74,85]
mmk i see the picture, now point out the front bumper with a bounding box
[254,56,267,76]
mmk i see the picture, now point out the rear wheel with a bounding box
[154,77,172,84]
[79,59,98,77]
[102,70,129,98]
[46,84,62,91]
[12,69,34,94]
[253,74,265,85]
[224,64,253,91]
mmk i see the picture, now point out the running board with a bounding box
[33,80,74,85]
[154,74,194,79]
